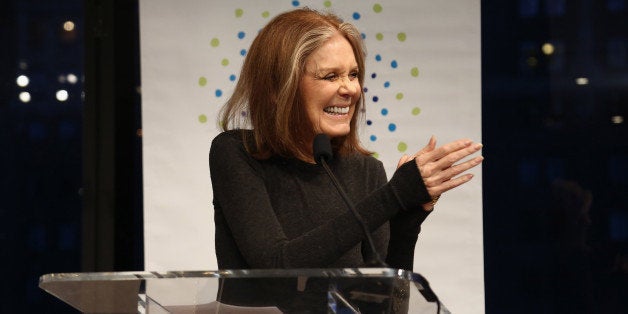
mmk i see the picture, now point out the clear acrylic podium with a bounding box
[39,268,449,313]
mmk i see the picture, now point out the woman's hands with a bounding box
[397,136,484,211]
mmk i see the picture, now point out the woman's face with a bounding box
[300,32,360,139]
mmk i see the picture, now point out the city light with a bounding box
[63,21,75,32]
[541,43,555,55]
[611,115,624,124]
[67,73,78,84]
[575,77,589,85]
[19,92,31,103]
[56,90,69,102]
[16,75,29,87]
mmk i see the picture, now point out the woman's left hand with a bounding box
[397,136,483,211]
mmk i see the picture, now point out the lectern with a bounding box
[40,268,449,313]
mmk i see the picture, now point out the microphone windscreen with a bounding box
[313,134,333,164]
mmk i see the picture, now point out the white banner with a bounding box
[140,0,483,312]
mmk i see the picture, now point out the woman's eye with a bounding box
[349,72,359,79]
[323,74,338,81]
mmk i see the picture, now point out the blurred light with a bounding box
[56,90,69,102]
[63,21,75,31]
[58,75,66,83]
[17,75,29,87]
[19,61,28,70]
[67,73,78,84]
[575,77,589,85]
[19,92,31,103]
[541,43,555,55]
[611,115,624,124]
[526,57,538,67]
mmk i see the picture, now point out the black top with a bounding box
[210,130,432,271]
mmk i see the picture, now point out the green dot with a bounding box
[198,114,208,123]
[376,33,384,41]
[397,32,407,42]
[262,11,270,18]
[198,77,207,87]
[210,38,220,47]
[324,1,332,7]
[411,67,419,77]
[235,8,243,17]
[221,58,229,66]
[412,107,421,115]
[396,93,404,100]
[373,4,383,13]
[397,142,408,152]
[372,152,379,159]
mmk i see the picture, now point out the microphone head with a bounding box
[313,133,333,165]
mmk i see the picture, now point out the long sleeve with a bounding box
[210,131,432,269]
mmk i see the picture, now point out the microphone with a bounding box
[313,134,387,267]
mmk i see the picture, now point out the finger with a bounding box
[410,136,437,159]
[425,156,483,186]
[431,142,483,170]
[396,154,411,169]
[428,173,475,196]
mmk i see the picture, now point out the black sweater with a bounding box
[210,130,432,271]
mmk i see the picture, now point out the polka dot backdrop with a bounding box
[140,1,482,312]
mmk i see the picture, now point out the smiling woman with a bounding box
[300,32,360,140]
[209,7,483,311]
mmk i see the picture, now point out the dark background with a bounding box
[0,0,626,313]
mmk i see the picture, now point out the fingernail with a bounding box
[474,143,483,149]
[475,156,484,164]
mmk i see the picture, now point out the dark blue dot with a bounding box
[391,60,398,68]
[352,12,361,20]
[370,135,377,141]
[229,74,236,81]
[292,0,300,6]
[361,33,366,39]
[366,120,372,125]
[375,54,382,62]
[363,87,368,93]
[371,73,377,79]
[240,49,247,56]
[372,96,379,102]
[215,89,223,97]
[388,123,397,131]
[384,81,390,88]
[237,31,245,39]
[381,108,388,116]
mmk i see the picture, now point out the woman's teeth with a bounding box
[324,106,349,115]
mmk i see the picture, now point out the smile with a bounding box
[323,106,350,115]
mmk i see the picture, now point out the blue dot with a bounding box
[391,60,398,68]
[388,123,397,131]
[381,108,388,116]
[352,12,361,20]
[292,0,300,6]
[371,73,377,79]
[363,87,368,93]
[384,81,390,88]
[375,54,382,62]
[240,49,247,56]
[372,96,379,102]
[370,135,377,141]
[229,74,236,81]
[215,89,223,97]
[361,33,366,39]
[237,31,245,39]
[366,120,372,125]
